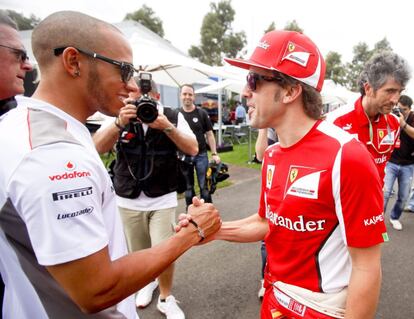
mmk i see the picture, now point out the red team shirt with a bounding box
[326,97,400,184]
[258,120,387,294]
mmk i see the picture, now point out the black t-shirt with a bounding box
[0,97,17,116]
[390,112,414,165]
[180,107,213,154]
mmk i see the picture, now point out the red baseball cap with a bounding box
[224,30,325,92]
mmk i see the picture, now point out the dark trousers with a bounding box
[180,152,211,207]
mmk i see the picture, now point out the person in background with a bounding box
[181,29,387,318]
[179,84,220,208]
[0,10,33,313]
[383,95,414,230]
[94,77,197,319]
[0,12,33,115]
[326,51,411,185]
[235,101,247,124]
[0,11,220,318]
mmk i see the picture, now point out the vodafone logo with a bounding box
[49,171,91,181]
[49,161,91,181]
[65,161,76,171]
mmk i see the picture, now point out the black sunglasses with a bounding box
[54,47,136,83]
[0,44,29,63]
[246,72,284,91]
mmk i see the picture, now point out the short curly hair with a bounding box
[358,51,411,96]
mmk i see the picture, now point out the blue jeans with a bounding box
[383,162,414,220]
[182,152,211,207]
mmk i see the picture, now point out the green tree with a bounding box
[283,20,303,33]
[1,9,40,30]
[325,51,347,86]
[373,37,392,54]
[344,42,372,91]
[343,39,393,91]
[189,0,246,66]
[264,21,276,34]
[124,5,164,37]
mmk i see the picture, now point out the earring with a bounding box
[74,70,80,77]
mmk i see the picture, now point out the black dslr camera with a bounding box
[132,72,158,123]
[392,107,401,116]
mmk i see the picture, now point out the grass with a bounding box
[215,142,262,171]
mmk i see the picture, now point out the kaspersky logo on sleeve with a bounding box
[284,165,325,199]
[49,161,91,181]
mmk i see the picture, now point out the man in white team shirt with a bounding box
[180,30,387,319]
[0,11,220,319]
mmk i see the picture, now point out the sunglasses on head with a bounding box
[246,72,284,91]
[0,44,29,63]
[54,47,136,83]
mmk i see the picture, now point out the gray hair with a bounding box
[0,11,18,30]
[358,51,411,95]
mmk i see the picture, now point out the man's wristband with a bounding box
[189,219,205,242]
[211,152,217,156]
[114,117,124,130]
[163,126,174,134]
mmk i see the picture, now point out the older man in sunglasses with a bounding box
[0,11,221,319]
[0,12,33,116]
[180,30,387,318]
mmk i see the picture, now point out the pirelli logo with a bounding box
[52,187,93,201]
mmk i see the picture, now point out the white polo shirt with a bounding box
[0,96,137,318]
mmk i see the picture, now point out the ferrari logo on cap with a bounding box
[282,41,310,67]
[379,130,384,139]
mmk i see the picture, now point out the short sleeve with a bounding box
[336,140,387,247]
[9,143,109,265]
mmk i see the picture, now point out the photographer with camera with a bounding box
[94,74,197,319]
[383,95,414,230]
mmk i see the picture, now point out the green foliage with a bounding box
[264,22,276,34]
[189,0,246,66]
[283,20,303,33]
[214,141,261,171]
[327,38,393,92]
[1,9,40,30]
[124,5,164,37]
[325,51,347,86]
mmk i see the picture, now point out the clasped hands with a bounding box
[175,197,222,244]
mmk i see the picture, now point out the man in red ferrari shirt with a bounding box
[179,30,388,319]
[326,52,411,185]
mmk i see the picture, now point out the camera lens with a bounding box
[136,98,158,123]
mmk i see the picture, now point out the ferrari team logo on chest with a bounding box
[285,165,325,199]
[290,168,298,182]
[377,128,395,146]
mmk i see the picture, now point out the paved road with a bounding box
[137,166,414,319]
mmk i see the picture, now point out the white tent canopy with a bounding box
[20,20,234,88]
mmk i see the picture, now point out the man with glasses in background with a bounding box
[0,11,220,319]
[180,30,387,318]
[0,10,33,314]
[326,51,411,186]
[0,12,33,115]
